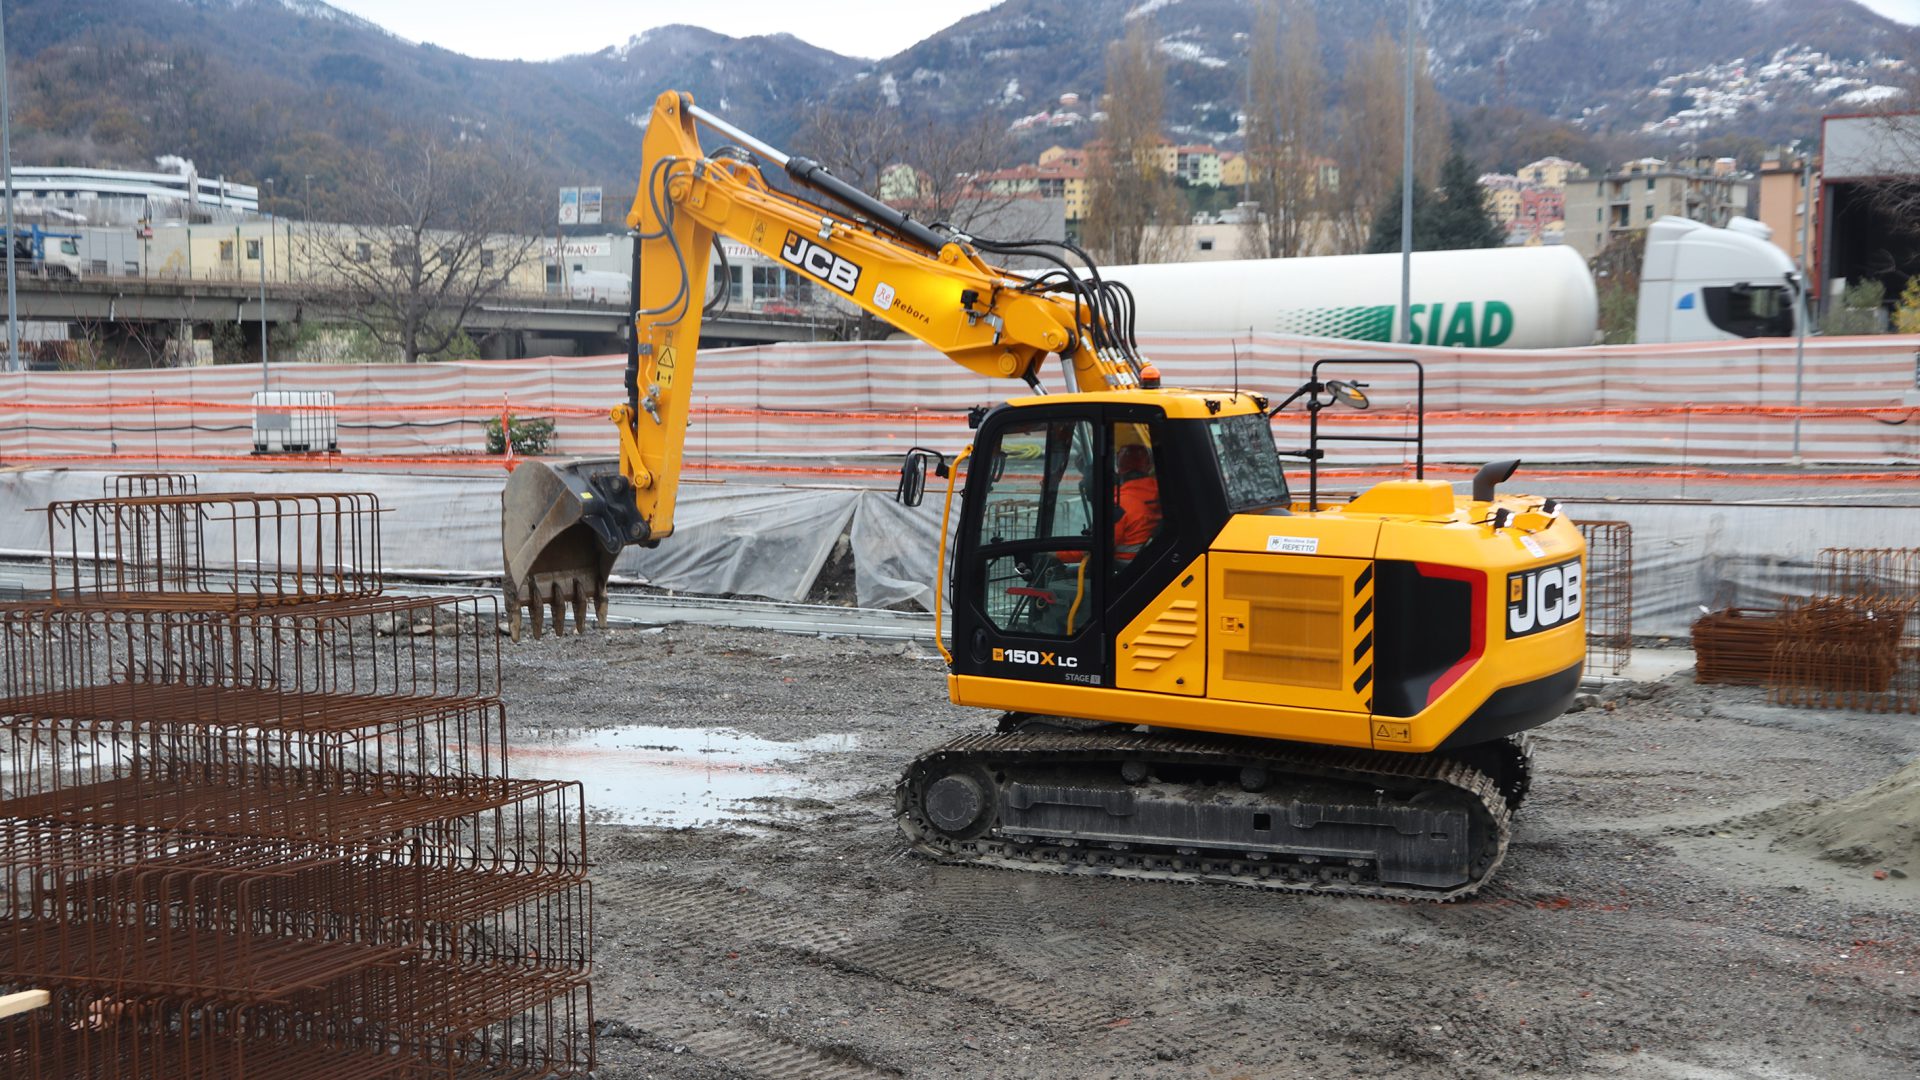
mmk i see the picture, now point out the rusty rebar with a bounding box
[105,473,199,499]
[1575,520,1633,676]
[1767,547,1919,713]
[1,484,593,1078]
[1692,608,1786,685]
[46,493,383,606]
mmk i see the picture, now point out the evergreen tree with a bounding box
[1362,149,1506,253]
[1362,178,1435,254]
[1430,148,1507,250]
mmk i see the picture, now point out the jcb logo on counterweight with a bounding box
[779,231,861,294]
[993,647,1078,669]
[1507,558,1582,638]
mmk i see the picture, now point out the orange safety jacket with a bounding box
[1112,476,1161,562]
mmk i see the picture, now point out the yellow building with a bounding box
[979,163,1089,221]
[1220,152,1247,189]
[1479,174,1524,227]
[1517,156,1590,191]
[1039,145,1087,170]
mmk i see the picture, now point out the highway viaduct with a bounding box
[8,276,844,364]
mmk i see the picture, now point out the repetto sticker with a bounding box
[1267,536,1319,554]
[1519,535,1546,558]
[873,282,896,309]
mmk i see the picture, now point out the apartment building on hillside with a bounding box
[1563,157,1755,260]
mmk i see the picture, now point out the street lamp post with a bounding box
[1,0,18,372]
[1398,0,1415,345]
[259,181,270,391]
[265,178,275,282]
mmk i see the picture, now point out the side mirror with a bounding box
[1325,379,1370,411]
[896,448,946,507]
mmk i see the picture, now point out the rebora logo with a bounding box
[1407,301,1514,348]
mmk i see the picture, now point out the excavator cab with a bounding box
[946,393,1278,692]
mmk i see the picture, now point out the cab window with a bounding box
[1208,413,1290,512]
[1702,284,1795,339]
[975,418,1095,638]
[1111,420,1164,574]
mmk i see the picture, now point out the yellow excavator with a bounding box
[502,91,1587,900]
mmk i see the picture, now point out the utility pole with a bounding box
[1,0,18,372]
[1791,153,1815,466]
[1399,0,1416,344]
[259,219,269,391]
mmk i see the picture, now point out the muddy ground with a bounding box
[501,627,1920,1080]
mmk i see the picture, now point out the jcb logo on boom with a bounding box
[993,647,1078,669]
[779,231,862,294]
[1506,558,1582,638]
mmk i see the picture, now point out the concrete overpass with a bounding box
[8,276,845,358]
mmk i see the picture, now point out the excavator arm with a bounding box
[503,90,1145,637]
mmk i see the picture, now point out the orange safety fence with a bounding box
[3,335,1916,467]
[0,398,1916,423]
[0,449,1912,487]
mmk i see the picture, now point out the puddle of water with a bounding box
[508,724,858,826]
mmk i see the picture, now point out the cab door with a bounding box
[951,410,1105,687]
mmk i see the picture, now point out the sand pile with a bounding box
[1778,759,1920,869]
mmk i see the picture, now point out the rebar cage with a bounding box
[1,482,594,1078]
[1575,521,1633,676]
[1770,547,1919,714]
[47,493,383,607]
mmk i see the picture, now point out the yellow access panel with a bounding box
[1208,552,1375,714]
[1115,557,1207,696]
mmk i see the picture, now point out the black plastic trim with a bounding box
[1436,661,1584,750]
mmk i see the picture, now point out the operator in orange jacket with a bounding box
[1110,443,1161,565]
[1060,442,1162,569]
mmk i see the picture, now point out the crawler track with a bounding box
[896,729,1513,902]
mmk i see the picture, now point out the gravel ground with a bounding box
[502,628,1920,1080]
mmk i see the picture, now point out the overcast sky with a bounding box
[325,0,1920,62]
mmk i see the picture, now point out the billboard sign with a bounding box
[558,187,580,225]
[541,238,614,259]
[581,187,604,225]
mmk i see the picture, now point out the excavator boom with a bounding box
[502,91,1142,637]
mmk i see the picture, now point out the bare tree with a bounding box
[795,103,906,195]
[1860,91,1920,238]
[1083,24,1189,265]
[797,104,1022,237]
[1327,24,1448,255]
[788,103,1033,337]
[1241,0,1327,259]
[309,138,541,362]
[903,118,1030,238]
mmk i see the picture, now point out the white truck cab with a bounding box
[1636,216,1798,343]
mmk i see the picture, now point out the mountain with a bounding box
[7,0,1917,213]
[858,0,1919,147]
[5,0,862,217]
[551,26,865,150]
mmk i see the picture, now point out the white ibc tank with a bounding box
[1101,246,1599,349]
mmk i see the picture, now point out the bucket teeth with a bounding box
[500,457,632,641]
[509,574,607,639]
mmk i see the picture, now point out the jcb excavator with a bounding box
[502,92,1587,900]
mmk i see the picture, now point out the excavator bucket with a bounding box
[500,457,649,639]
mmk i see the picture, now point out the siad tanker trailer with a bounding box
[1102,219,1805,349]
[1102,245,1598,349]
